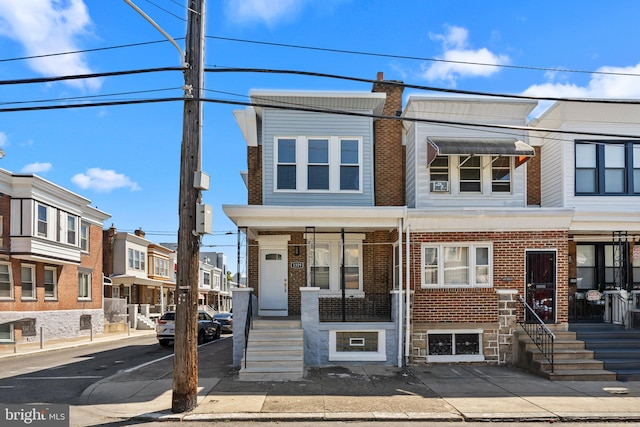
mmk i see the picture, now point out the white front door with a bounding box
[259,248,288,316]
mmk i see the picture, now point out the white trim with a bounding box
[421,242,493,289]
[329,329,386,362]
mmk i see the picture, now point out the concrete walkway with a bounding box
[4,331,640,423]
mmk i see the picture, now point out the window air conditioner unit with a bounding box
[430,181,449,192]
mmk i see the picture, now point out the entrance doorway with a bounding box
[259,248,288,316]
[526,250,557,323]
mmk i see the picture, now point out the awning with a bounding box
[427,138,535,167]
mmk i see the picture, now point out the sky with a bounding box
[1,0,640,274]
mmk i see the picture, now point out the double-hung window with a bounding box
[37,204,48,237]
[575,141,640,195]
[459,157,482,192]
[276,136,362,192]
[21,265,36,299]
[78,272,91,300]
[308,139,329,190]
[0,262,13,299]
[80,222,89,252]
[421,243,492,288]
[277,138,297,190]
[44,267,57,299]
[491,156,512,192]
[67,215,77,245]
[307,234,364,294]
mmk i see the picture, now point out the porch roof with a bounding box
[222,205,406,234]
[108,275,175,288]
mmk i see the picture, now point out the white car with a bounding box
[156,310,221,346]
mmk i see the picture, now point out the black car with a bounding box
[213,312,233,333]
[156,310,221,346]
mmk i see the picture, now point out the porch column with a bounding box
[300,287,320,365]
[231,287,254,367]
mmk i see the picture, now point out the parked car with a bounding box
[213,312,233,333]
[156,310,221,346]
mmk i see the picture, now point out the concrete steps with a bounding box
[239,318,304,381]
[516,327,617,381]
[570,323,640,381]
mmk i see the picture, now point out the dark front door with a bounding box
[526,251,556,323]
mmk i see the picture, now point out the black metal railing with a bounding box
[319,292,392,322]
[243,292,253,369]
[517,295,555,373]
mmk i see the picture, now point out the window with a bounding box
[329,330,386,362]
[203,271,211,287]
[0,323,12,342]
[427,330,483,362]
[575,141,640,195]
[459,156,482,192]
[340,139,359,190]
[421,243,493,288]
[44,267,57,299]
[128,248,146,271]
[154,258,169,277]
[308,138,329,190]
[21,265,36,299]
[491,156,512,192]
[80,222,89,251]
[429,156,450,192]
[67,215,77,245]
[277,138,297,190]
[0,262,13,298]
[275,136,362,192]
[307,234,364,294]
[78,272,91,300]
[37,204,48,237]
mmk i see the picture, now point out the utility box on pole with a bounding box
[172,0,206,414]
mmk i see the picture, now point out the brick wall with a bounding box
[372,74,405,206]
[408,230,568,364]
[248,145,262,205]
[527,146,541,206]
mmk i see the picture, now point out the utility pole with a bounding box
[172,0,206,413]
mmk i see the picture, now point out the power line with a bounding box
[206,36,640,78]
[206,67,640,105]
[0,87,182,106]
[0,40,181,64]
[142,0,186,21]
[0,66,182,85]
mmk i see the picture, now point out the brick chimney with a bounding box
[372,72,405,206]
[134,228,145,238]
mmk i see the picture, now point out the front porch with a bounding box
[232,288,402,378]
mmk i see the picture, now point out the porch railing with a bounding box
[244,291,253,369]
[319,292,391,322]
[517,295,555,373]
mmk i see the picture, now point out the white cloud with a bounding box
[21,162,52,174]
[0,0,100,91]
[0,132,7,147]
[421,25,509,87]
[223,0,307,26]
[523,63,640,117]
[72,168,141,192]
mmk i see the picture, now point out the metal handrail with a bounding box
[517,295,555,373]
[243,292,253,369]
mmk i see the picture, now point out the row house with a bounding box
[103,226,175,329]
[200,251,232,312]
[0,170,110,345]
[224,73,640,377]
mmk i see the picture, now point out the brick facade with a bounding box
[408,229,569,364]
[527,146,542,206]
[247,145,262,205]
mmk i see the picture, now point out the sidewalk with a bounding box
[75,335,640,424]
